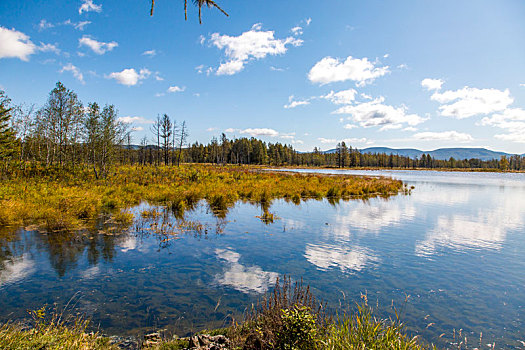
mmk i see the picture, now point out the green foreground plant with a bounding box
[0,306,115,350]
[228,277,431,350]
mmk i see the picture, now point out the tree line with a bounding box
[1,82,524,174]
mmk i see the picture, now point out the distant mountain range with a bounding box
[324,147,524,161]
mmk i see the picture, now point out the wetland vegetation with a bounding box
[1,84,523,349]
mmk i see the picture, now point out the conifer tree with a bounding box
[0,90,16,161]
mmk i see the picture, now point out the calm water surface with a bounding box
[1,169,524,348]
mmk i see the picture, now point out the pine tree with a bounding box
[0,90,16,161]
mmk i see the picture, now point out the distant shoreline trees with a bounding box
[1,82,524,174]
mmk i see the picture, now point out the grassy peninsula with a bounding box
[0,164,404,233]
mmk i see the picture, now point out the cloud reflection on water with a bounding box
[305,243,378,273]
[416,190,525,256]
[215,248,278,294]
[0,254,36,287]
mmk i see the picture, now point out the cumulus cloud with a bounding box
[79,36,118,55]
[118,116,154,124]
[79,0,102,14]
[430,87,513,119]
[107,68,151,86]
[481,108,525,143]
[343,124,357,129]
[421,78,444,91]
[209,23,303,76]
[0,26,37,61]
[322,89,357,105]
[305,18,312,26]
[60,63,84,83]
[413,131,473,142]
[308,55,389,86]
[284,95,310,109]
[167,85,185,93]
[142,49,157,57]
[333,97,424,129]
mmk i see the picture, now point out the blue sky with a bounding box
[1,0,524,153]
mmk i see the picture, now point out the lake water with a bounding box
[1,169,524,348]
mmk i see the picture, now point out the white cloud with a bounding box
[167,85,185,93]
[63,19,91,30]
[284,95,310,109]
[317,136,371,146]
[322,89,357,105]
[143,49,157,57]
[318,137,336,144]
[413,131,473,142]
[107,68,151,86]
[79,0,102,14]
[195,64,205,73]
[430,87,513,119]
[481,108,525,143]
[79,36,118,55]
[0,26,37,61]
[39,43,60,55]
[305,18,312,26]
[60,63,84,83]
[206,127,217,132]
[280,132,296,140]
[73,20,90,31]
[216,60,244,75]
[291,26,303,36]
[397,63,408,70]
[224,127,299,139]
[334,97,424,129]
[270,66,285,72]
[421,78,443,91]
[308,55,389,86]
[209,23,303,76]
[343,124,357,129]
[241,128,279,137]
[38,19,54,31]
[520,83,525,87]
[118,116,154,124]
